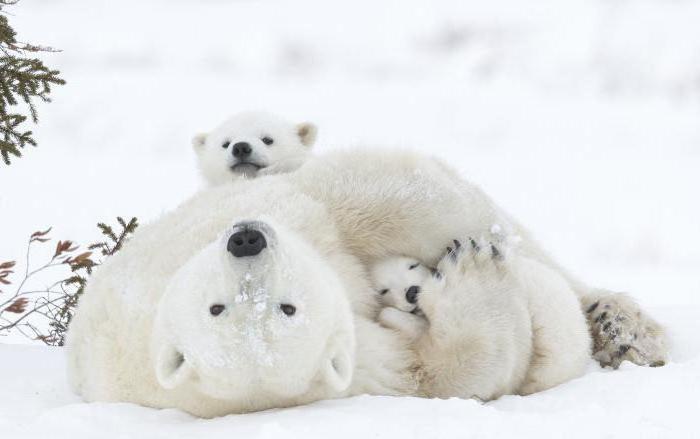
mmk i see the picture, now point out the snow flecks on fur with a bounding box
[243,323,275,367]
[232,269,275,366]
[487,222,522,259]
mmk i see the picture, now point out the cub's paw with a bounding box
[584,292,668,369]
[378,307,428,341]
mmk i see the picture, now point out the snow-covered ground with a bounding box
[2,341,699,439]
[1,0,699,437]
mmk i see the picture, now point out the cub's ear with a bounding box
[296,122,318,148]
[192,133,207,151]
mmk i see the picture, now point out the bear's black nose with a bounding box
[232,142,252,158]
[405,286,420,304]
[227,229,267,257]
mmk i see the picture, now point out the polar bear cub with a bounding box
[192,111,317,185]
[371,256,430,340]
[371,238,591,400]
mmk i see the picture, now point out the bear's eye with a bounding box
[379,289,389,295]
[280,303,296,316]
[408,263,420,270]
[222,141,231,149]
[261,136,274,146]
[209,304,225,316]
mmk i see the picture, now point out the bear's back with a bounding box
[292,148,509,266]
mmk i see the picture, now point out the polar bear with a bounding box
[66,148,668,417]
[192,111,317,185]
[371,256,431,314]
[292,149,668,370]
[370,256,430,340]
[67,180,418,417]
[373,239,590,399]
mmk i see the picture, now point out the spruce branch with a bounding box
[0,0,65,165]
[90,217,139,256]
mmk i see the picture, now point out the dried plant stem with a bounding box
[0,217,138,345]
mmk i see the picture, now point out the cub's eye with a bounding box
[379,289,389,295]
[408,263,420,270]
[222,141,231,149]
[280,303,296,316]
[261,136,274,146]
[209,304,225,316]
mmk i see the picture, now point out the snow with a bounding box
[2,342,699,438]
[1,0,699,437]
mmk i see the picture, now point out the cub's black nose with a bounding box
[232,142,252,158]
[405,286,420,304]
[227,229,267,257]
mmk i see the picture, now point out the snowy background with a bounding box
[1,0,699,437]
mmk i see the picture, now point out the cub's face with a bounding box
[153,218,354,410]
[193,111,317,185]
[371,256,432,313]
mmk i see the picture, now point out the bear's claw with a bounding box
[470,238,480,252]
[437,237,507,274]
[490,243,502,261]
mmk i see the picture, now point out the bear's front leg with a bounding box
[415,239,531,400]
[582,291,668,368]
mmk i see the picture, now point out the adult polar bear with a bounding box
[66,149,667,417]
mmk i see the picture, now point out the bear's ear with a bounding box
[192,133,207,151]
[296,122,317,148]
[155,344,194,390]
[321,334,353,393]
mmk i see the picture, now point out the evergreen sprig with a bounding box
[90,217,139,257]
[0,0,65,165]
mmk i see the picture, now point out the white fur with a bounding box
[371,257,430,340]
[193,111,317,186]
[67,147,667,417]
[290,148,667,369]
[371,256,431,314]
[372,243,590,399]
[421,244,590,398]
[153,219,355,403]
[66,179,415,417]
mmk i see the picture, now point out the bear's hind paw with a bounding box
[586,293,669,369]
